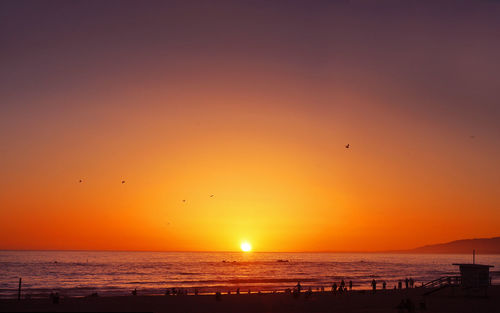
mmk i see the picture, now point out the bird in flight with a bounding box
[210,194,214,198]
[182,199,186,203]
[121,180,126,184]
[79,179,83,183]
[345,144,350,149]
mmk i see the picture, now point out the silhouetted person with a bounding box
[409,277,414,288]
[349,280,352,291]
[236,288,240,295]
[405,278,409,289]
[340,279,345,290]
[332,282,337,294]
[296,281,302,293]
[371,279,377,292]
[383,281,387,290]
[398,280,402,290]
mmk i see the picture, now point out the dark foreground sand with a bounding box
[1,286,499,313]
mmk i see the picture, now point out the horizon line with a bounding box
[1,248,497,255]
[0,248,392,253]
[2,235,499,254]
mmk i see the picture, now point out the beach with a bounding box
[1,287,499,313]
[2,251,499,312]
[3,251,499,298]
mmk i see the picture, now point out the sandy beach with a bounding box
[1,286,499,313]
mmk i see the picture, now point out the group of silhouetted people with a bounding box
[131,276,418,301]
[331,279,352,294]
[164,287,189,296]
[289,279,354,297]
[370,277,416,292]
[406,277,415,288]
[370,279,389,292]
[396,277,415,290]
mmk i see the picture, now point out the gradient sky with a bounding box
[1,0,499,252]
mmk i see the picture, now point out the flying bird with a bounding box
[345,144,350,149]
[79,179,83,183]
[182,199,186,203]
[121,180,126,184]
[210,194,214,198]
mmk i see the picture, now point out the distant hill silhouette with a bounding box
[399,236,500,254]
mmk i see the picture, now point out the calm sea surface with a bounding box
[1,251,499,298]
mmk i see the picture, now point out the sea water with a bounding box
[1,251,499,298]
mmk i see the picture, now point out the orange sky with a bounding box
[1,1,499,252]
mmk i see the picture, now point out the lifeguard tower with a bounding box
[452,250,493,296]
[422,250,493,296]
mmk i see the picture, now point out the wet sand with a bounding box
[1,286,499,313]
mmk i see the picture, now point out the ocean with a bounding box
[1,251,499,298]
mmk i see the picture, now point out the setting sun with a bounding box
[240,242,252,252]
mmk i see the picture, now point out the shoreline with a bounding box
[0,285,448,300]
[2,283,499,299]
[2,286,499,313]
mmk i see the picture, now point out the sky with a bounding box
[1,0,499,252]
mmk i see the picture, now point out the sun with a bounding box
[240,242,252,252]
